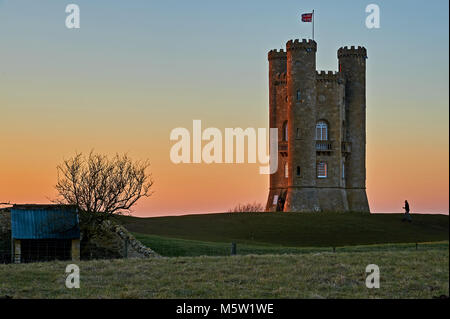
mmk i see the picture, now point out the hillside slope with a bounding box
[119,212,449,247]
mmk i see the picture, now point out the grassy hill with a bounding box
[119,212,448,252]
[1,212,447,299]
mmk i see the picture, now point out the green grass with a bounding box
[133,232,449,257]
[119,212,449,248]
[0,247,448,298]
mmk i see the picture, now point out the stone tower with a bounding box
[338,46,370,212]
[265,39,370,213]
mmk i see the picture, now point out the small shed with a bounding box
[11,204,80,263]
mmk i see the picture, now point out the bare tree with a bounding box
[55,151,153,239]
[228,202,265,213]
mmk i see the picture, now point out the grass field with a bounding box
[133,232,449,257]
[119,212,449,257]
[1,212,447,299]
[0,246,448,299]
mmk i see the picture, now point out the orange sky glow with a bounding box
[0,1,448,216]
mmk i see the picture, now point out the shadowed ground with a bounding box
[119,212,449,247]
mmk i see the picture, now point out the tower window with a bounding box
[317,162,327,178]
[296,90,301,101]
[284,163,289,178]
[296,128,301,139]
[273,195,279,205]
[297,166,301,176]
[282,121,288,141]
[316,121,328,141]
[342,163,345,179]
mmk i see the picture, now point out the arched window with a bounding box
[284,163,289,178]
[317,162,327,178]
[296,90,301,101]
[282,121,288,141]
[316,121,328,141]
[297,166,301,176]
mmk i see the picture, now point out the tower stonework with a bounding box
[338,46,370,212]
[265,40,370,213]
[267,49,288,208]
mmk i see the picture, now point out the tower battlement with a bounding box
[316,71,344,84]
[268,49,287,60]
[286,39,317,52]
[338,46,367,58]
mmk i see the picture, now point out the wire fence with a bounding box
[1,241,447,264]
[0,250,11,264]
[133,239,448,258]
[0,240,72,264]
[0,240,121,264]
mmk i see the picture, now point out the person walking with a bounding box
[402,200,412,222]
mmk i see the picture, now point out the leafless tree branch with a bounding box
[55,151,154,234]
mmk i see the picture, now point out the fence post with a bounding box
[124,238,128,259]
[13,239,21,264]
[10,237,14,264]
[231,243,237,256]
[416,243,418,250]
[71,239,80,261]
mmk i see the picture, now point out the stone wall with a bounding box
[86,220,159,259]
[0,209,10,234]
[0,209,11,262]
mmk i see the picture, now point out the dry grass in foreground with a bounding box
[0,247,448,299]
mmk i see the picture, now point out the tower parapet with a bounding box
[268,49,287,61]
[338,46,367,58]
[286,39,317,52]
[316,71,344,84]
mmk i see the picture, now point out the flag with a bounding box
[301,13,313,22]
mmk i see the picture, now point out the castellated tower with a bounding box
[265,39,370,213]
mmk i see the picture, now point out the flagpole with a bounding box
[312,10,315,40]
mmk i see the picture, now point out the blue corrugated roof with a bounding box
[11,205,80,239]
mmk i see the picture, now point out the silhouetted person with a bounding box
[276,196,282,212]
[280,196,285,211]
[402,200,412,222]
[276,193,286,212]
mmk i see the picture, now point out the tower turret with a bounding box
[284,39,320,212]
[338,46,370,212]
[266,49,288,211]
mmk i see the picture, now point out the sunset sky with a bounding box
[0,0,448,216]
